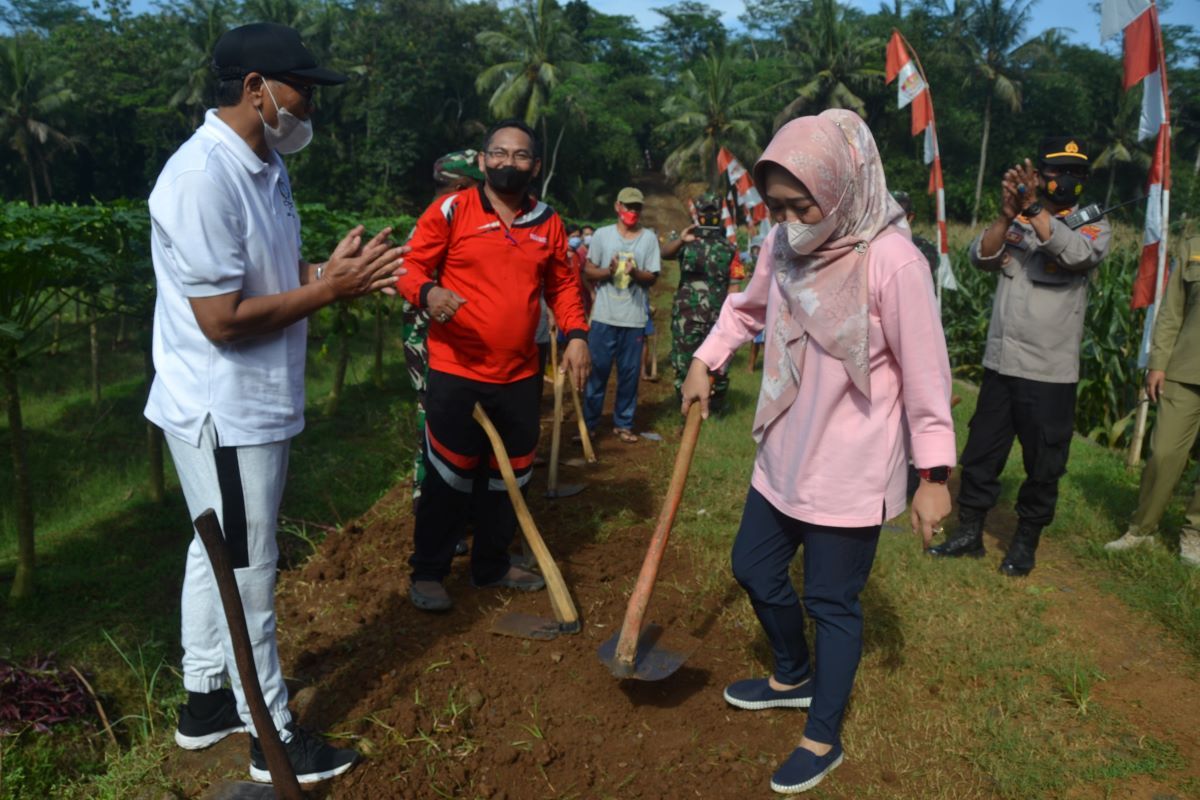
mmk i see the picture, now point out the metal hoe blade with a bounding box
[597,623,698,681]
[491,611,580,641]
[205,781,276,800]
[545,482,586,499]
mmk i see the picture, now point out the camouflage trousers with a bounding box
[402,301,430,507]
[670,281,728,412]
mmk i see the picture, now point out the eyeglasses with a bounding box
[484,148,535,165]
[268,75,316,102]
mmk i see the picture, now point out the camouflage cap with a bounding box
[433,149,484,183]
[695,192,720,212]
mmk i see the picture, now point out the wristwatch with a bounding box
[918,466,953,484]
[1023,201,1043,218]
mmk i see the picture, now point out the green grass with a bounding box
[0,310,417,799]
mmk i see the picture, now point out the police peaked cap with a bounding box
[1038,136,1090,168]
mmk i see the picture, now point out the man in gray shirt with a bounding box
[928,136,1110,576]
[582,187,661,442]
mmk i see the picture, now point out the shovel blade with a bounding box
[491,611,562,641]
[205,781,277,800]
[597,623,698,681]
[545,482,586,499]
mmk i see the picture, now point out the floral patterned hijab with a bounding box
[749,111,909,441]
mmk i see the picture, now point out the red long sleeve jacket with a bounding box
[398,186,589,384]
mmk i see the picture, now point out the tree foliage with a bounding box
[0,0,1195,223]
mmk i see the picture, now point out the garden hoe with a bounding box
[598,402,703,681]
[545,331,585,499]
[194,510,301,800]
[474,403,582,640]
[567,376,597,464]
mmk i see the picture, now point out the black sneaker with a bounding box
[250,723,359,784]
[174,688,247,750]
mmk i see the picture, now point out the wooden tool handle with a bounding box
[614,402,704,669]
[567,379,597,464]
[547,333,563,494]
[473,403,580,629]
[194,509,302,800]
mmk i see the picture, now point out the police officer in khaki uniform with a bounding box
[928,137,1111,576]
[1105,233,1200,566]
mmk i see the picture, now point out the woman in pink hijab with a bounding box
[682,111,955,794]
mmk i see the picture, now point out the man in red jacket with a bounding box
[398,119,590,611]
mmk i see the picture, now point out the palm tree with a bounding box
[0,38,75,206]
[657,47,762,190]
[1094,79,1151,206]
[963,0,1039,226]
[167,0,233,123]
[774,0,883,128]
[475,0,582,196]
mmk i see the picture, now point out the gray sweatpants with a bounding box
[166,418,292,737]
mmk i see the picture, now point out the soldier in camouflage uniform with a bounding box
[403,150,484,509]
[663,193,743,414]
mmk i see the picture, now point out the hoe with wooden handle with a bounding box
[545,331,585,498]
[194,509,301,800]
[473,403,582,640]
[598,402,703,681]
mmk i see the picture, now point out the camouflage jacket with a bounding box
[677,235,738,290]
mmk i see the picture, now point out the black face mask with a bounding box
[486,165,534,195]
[1041,172,1085,206]
[697,212,721,229]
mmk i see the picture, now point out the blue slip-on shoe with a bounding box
[723,676,813,710]
[770,742,844,794]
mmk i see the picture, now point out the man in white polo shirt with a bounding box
[145,22,405,785]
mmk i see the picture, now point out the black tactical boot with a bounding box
[999,521,1042,577]
[927,508,986,558]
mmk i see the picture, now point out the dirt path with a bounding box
[168,186,1200,800]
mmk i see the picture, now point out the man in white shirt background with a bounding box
[145,22,405,785]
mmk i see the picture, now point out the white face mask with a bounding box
[582,234,592,246]
[258,80,313,155]
[783,211,839,256]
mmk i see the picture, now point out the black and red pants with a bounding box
[410,369,541,584]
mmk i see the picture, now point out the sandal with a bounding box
[613,428,639,444]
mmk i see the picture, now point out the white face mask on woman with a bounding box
[258,80,313,155]
[783,210,839,256]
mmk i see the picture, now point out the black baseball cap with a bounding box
[1039,136,1089,168]
[213,23,348,85]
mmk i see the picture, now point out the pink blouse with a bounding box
[695,230,956,527]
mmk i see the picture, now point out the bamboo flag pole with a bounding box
[1124,0,1172,467]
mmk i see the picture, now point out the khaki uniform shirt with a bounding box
[1148,235,1200,384]
[970,211,1111,383]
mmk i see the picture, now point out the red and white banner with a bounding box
[1103,0,1171,317]
[886,30,956,295]
[720,198,738,247]
[717,147,768,223]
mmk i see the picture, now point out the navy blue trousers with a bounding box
[731,487,881,745]
[584,320,643,431]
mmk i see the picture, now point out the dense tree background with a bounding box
[0,0,1197,222]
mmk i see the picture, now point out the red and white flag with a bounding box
[717,147,768,223]
[886,30,955,294]
[1103,0,1171,314]
[720,198,738,247]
